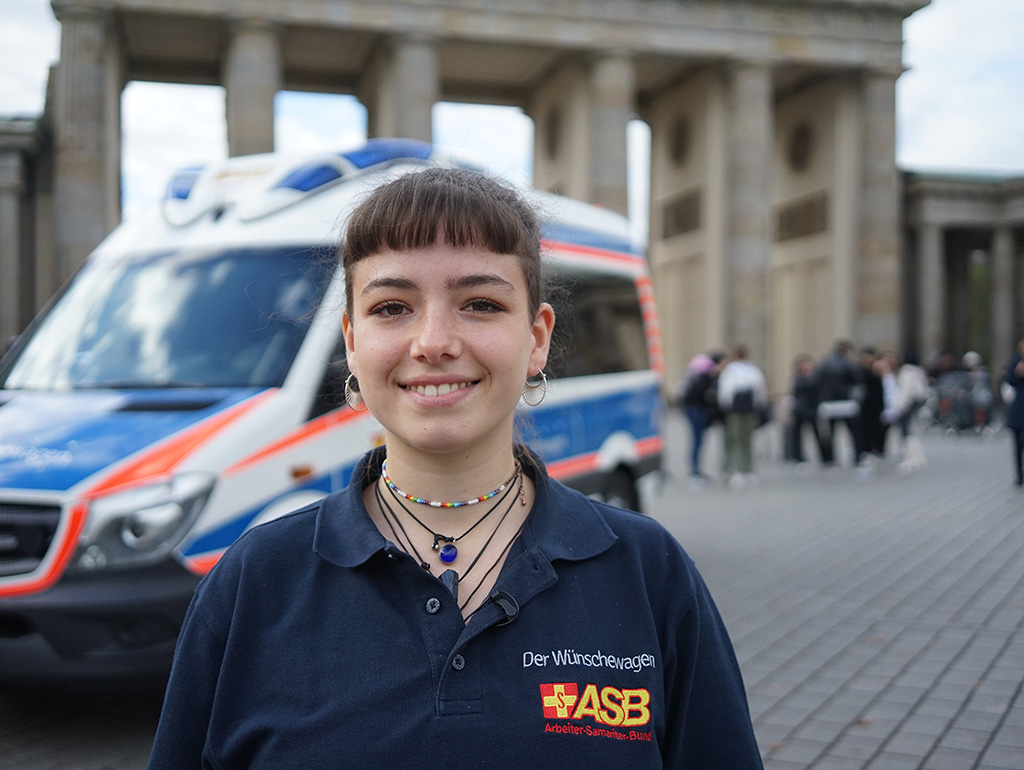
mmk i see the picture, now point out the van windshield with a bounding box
[2,246,334,390]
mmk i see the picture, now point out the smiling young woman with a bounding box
[148,167,764,770]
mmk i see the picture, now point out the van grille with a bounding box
[0,504,61,578]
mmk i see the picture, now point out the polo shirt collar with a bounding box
[313,448,619,570]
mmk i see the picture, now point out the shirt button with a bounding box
[452,654,466,671]
[425,597,441,614]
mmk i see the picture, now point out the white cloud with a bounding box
[897,0,1024,173]
[121,83,227,217]
[0,0,58,114]
[433,102,534,186]
[274,92,367,155]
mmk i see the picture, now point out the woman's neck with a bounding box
[380,441,519,511]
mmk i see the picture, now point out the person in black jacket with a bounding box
[816,340,862,467]
[785,354,822,465]
[679,351,723,483]
[1003,337,1024,487]
[857,346,885,465]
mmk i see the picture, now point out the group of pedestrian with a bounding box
[785,340,930,474]
[675,343,769,489]
[675,336,1024,491]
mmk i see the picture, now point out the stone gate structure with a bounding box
[13,0,1021,387]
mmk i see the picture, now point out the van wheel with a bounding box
[603,469,640,512]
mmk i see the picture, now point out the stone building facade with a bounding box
[11,0,1018,390]
[904,174,1024,373]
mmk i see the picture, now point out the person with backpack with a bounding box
[717,344,768,488]
[678,351,724,485]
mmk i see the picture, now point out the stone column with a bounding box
[51,3,121,284]
[588,54,634,216]
[0,152,26,345]
[857,70,901,350]
[724,63,773,362]
[365,34,438,143]
[991,227,1015,363]
[528,61,589,201]
[224,19,281,157]
[918,221,944,359]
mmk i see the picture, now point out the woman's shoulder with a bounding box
[196,495,334,603]
[541,476,699,582]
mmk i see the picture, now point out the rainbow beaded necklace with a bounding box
[380,458,518,508]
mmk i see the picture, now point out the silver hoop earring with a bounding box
[345,373,367,412]
[522,370,548,407]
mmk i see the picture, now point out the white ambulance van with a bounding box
[0,139,663,683]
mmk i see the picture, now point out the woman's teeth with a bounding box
[409,382,470,397]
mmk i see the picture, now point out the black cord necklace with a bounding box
[375,482,432,572]
[376,469,527,609]
[379,462,523,565]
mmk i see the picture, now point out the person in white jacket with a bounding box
[717,344,769,487]
[895,350,930,472]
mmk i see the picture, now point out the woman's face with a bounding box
[342,243,554,460]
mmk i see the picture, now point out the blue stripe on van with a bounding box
[181,461,357,558]
[523,382,663,464]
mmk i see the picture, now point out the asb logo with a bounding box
[540,683,651,727]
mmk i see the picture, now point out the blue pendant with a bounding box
[439,543,458,563]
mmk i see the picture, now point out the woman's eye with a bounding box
[465,298,504,313]
[369,301,408,318]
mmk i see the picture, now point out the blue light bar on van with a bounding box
[164,165,205,201]
[342,138,432,169]
[273,163,343,192]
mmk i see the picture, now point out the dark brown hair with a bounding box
[342,167,543,319]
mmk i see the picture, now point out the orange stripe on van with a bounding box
[636,435,665,456]
[223,407,369,477]
[82,390,277,499]
[542,240,645,268]
[184,551,225,574]
[547,453,601,480]
[0,502,88,598]
[547,436,663,482]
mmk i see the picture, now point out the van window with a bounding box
[2,247,333,390]
[546,268,650,378]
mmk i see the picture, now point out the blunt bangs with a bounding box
[342,168,543,318]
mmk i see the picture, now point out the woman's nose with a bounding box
[410,309,461,361]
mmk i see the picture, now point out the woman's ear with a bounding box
[342,311,357,376]
[529,302,556,375]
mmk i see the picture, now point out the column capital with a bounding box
[725,58,775,74]
[225,15,280,36]
[51,0,114,26]
[859,65,905,81]
[388,30,442,49]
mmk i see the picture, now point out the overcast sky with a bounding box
[2,0,1023,232]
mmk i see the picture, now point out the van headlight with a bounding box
[72,473,215,571]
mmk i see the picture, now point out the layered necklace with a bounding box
[380,458,524,564]
[376,459,527,611]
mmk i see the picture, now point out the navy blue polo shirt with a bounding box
[149,451,763,768]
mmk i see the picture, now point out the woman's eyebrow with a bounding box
[360,276,417,296]
[447,274,515,292]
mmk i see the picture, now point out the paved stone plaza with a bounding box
[0,416,1021,769]
[656,415,1024,769]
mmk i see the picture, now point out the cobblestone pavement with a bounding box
[653,415,1024,770]
[1,417,1021,769]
